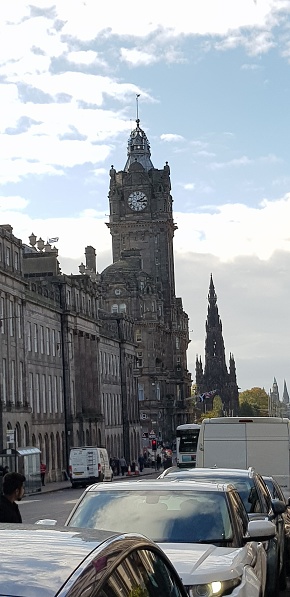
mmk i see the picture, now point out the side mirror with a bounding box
[246,519,276,542]
[271,499,286,517]
[35,519,57,526]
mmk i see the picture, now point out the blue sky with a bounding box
[1,0,290,396]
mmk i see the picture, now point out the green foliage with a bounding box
[200,395,223,420]
[239,387,269,416]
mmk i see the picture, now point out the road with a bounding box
[19,477,290,597]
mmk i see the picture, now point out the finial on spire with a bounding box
[136,93,140,122]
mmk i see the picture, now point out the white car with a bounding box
[63,479,275,596]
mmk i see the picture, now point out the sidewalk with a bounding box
[30,467,156,496]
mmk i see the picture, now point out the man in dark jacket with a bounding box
[0,472,26,523]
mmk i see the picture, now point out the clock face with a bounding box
[128,191,148,211]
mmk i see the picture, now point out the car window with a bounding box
[97,549,185,597]
[255,475,271,513]
[229,490,249,541]
[67,489,233,544]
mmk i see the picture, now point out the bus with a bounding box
[176,423,201,468]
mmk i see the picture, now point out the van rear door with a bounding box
[202,421,247,468]
[246,422,290,490]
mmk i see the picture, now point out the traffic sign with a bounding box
[149,432,156,439]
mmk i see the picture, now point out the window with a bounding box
[111,304,118,313]
[46,327,50,355]
[34,323,38,353]
[136,329,142,342]
[27,322,32,351]
[98,548,184,597]
[66,289,71,305]
[0,296,4,334]
[59,377,63,413]
[48,375,52,413]
[9,300,13,336]
[54,376,58,413]
[35,373,40,413]
[51,329,56,356]
[14,251,19,270]
[119,303,126,313]
[71,379,75,415]
[2,358,7,403]
[19,361,24,403]
[11,360,16,403]
[176,336,180,349]
[6,246,11,266]
[42,374,46,413]
[156,382,160,401]
[138,383,144,401]
[40,326,44,354]
[57,331,61,356]
[29,372,33,409]
[16,302,22,338]
[137,352,143,368]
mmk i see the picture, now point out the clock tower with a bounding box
[101,119,192,442]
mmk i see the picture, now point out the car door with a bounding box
[229,490,267,595]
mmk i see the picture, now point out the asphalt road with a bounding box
[19,480,290,597]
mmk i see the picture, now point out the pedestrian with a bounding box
[40,461,47,486]
[119,456,127,476]
[0,472,26,523]
[156,454,162,471]
[138,454,144,472]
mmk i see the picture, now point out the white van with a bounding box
[69,447,113,488]
[196,416,290,494]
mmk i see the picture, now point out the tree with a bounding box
[239,387,269,416]
[200,395,223,421]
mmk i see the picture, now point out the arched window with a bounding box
[24,422,29,447]
[56,433,60,471]
[50,433,55,470]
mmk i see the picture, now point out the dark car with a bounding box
[157,466,287,596]
[0,525,187,597]
[263,475,290,571]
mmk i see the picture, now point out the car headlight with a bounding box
[187,577,242,597]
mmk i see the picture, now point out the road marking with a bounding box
[21,500,41,505]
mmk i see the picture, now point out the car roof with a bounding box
[84,479,233,492]
[0,525,157,597]
[165,468,257,478]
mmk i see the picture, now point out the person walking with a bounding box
[156,454,162,471]
[0,472,26,523]
[138,454,144,473]
[40,462,47,486]
[119,456,127,476]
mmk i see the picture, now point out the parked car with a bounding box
[63,479,276,597]
[157,466,287,596]
[0,525,187,597]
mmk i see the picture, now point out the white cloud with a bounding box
[67,51,105,66]
[174,194,290,261]
[182,183,195,191]
[0,196,29,210]
[160,134,185,142]
[120,48,158,66]
[210,154,281,170]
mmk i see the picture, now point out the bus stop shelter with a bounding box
[0,447,41,494]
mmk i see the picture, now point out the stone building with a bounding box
[0,225,141,481]
[195,275,239,415]
[101,119,192,443]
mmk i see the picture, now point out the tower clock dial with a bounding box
[128,191,148,211]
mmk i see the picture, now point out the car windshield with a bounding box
[67,489,233,544]
[173,474,258,514]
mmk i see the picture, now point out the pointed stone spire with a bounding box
[124,119,154,172]
[283,380,289,404]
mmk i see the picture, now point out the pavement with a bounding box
[31,467,158,495]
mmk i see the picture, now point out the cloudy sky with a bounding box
[1,0,290,396]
